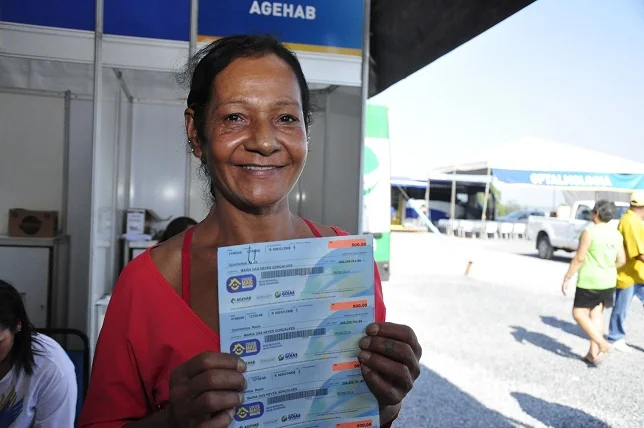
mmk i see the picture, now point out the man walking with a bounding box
[609,191,644,351]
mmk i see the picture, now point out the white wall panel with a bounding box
[298,110,326,221]
[66,98,93,334]
[130,103,187,224]
[189,155,211,222]
[323,89,362,234]
[0,92,64,235]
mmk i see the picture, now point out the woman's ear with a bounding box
[185,108,204,158]
[15,320,22,333]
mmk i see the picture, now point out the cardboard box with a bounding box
[8,209,59,238]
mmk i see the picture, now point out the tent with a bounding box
[432,136,644,222]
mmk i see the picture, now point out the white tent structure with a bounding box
[433,136,644,223]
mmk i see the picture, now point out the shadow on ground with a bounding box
[541,316,586,340]
[510,326,580,360]
[395,365,531,427]
[511,392,610,428]
[519,253,572,263]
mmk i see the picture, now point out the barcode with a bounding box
[264,328,326,343]
[260,266,324,279]
[267,388,329,405]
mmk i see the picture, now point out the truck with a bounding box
[526,200,629,259]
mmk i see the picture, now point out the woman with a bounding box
[561,200,625,365]
[0,280,77,427]
[159,217,198,243]
[80,35,421,427]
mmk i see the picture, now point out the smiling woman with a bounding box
[79,35,421,428]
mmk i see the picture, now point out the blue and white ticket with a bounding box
[218,234,380,428]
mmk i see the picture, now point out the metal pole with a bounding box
[88,0,104,356]
[61,91,71,236]
[356,0,371,234]
[185,0,199,217]
[480,167,492,239]
[449,170,456,235]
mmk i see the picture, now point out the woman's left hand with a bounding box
[358,322,422,414]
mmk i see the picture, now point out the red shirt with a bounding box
[79,223,388,427]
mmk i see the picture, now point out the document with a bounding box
[218,234,380,428]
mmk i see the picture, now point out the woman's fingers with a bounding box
[189,369,247,398]
[198,408,236,428]
[190,390,244,415]
[366,323,422,359]
[359,350,414,391]
[359,336,420,380]
[359,363,406,406]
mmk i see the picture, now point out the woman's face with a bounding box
[0,328,15,364]
[189,54,308,209]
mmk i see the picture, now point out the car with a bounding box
[497,209,547,223]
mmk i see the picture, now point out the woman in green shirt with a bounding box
[562,200,626,365]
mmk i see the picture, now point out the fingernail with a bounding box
[243,376,248,390]
[366,324,379,335]
[359,337,371,349]
[361,364,371,375]
[228,408,235,418]
[359,351,372,363]
[237,359,247,372]
[239,393,245,404]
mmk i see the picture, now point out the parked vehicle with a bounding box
[497,209,547,223]
[526,200,629,259]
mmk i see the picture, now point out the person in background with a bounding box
[158,217,197,243]
[608,191,644,352]
[80,35,420,428]
[561,200,625,365]
[0,280,77,427]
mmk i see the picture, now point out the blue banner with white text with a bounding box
[198,0,364,55]
[493,169,644,190]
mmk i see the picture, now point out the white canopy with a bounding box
[433,136,644,175]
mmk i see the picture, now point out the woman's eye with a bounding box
[279,115,297,123]
[225,114,242,122]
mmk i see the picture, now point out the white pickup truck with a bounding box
[526,200,629,259]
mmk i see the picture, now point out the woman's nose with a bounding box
[246,120,281,155]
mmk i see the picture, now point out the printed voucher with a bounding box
[218,234,380,428]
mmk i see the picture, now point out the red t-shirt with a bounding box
[79,224,388,427]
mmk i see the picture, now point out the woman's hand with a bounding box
[562,277,570,296]
[167,352,247,428]
[358,323,422,421]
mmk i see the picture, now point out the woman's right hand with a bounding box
[167,352,247,427]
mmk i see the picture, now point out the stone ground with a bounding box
[385,233,644,428]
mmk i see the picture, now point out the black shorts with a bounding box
[574,287,615,309]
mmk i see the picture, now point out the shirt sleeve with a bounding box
[78,262,150,428]
[623,217,644,259]
[32,360,77,428]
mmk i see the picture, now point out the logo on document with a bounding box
[274,290,295,298]
[234,402,264,422]
[230,296,252,305]
[278,352,298,361]
[227,275,257,293]
[281,413,301,423]
[230,339,261,357]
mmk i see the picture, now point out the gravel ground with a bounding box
[385,233,644,428]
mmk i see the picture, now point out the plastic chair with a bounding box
[499,222,514,239]
[37,328,90,422]
[484,221,499,239]
[513,223,527,239]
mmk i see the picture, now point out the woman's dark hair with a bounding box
[159,217,197,242]
[178,34,312,199]
[0,279,41,375]
[593,200,617,223]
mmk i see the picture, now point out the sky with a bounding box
[371,0,644,209]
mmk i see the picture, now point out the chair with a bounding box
[499,222,514,239]
[484,221,499,239]
[437,219,450,234]
[37,328,90,423]
[513,223,527,239]
[459,220,474,237]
